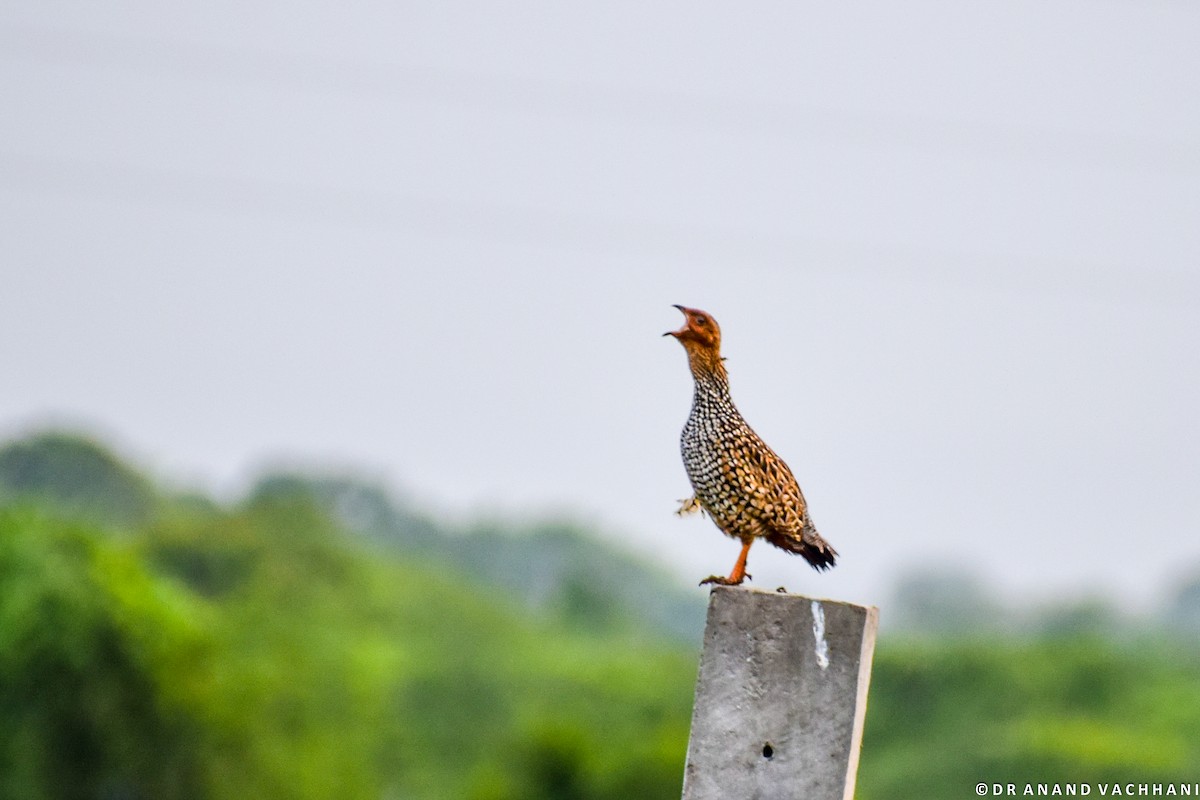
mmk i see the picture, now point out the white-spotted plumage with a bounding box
[667,305,836,585]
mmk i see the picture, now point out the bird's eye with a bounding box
[696,316,707,325]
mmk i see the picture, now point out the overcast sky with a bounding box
[3,2,1198,610]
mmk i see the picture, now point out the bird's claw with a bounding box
[699,572,751,587]
[675,496,704,517]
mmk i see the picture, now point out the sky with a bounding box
[2,2,1198,611]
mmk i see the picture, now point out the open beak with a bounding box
[664,304,689,338]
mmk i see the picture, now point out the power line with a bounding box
[2,151,1196,307]
[3,24,1198,174]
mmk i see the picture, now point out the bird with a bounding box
[665,305,836,586]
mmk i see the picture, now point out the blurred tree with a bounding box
[246,471,706,642]
[887,567,1005,635]
[5,428,1199,800]
[1163,569,1200,637]
[0,510,205,800]
[0,432,158,527]
[860,638,1200,799]
[247,472,443,550]
[1032,597,1124,639]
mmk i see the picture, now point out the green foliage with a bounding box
[0,509,206,800]
[0,463,692,800]
[247,471,707,641]
[858,637,1200,799]
[3,429,1200,800]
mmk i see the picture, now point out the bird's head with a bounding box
[665,305,721,349]
[665,305,726,378]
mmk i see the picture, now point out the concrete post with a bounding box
[681,586,879,800]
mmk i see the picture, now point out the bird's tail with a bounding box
[767,524,838,572]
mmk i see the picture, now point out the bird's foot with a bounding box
[699,572,751,587]
[675,495,704,517]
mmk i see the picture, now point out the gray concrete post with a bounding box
[681,586,879,800]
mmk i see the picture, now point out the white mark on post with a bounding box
[811,600,830,670]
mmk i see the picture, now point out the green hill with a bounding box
[0,431,160,527]
[248,472,706,641]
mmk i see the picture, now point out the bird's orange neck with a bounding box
[682,341,728,385]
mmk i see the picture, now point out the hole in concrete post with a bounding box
[761,743,774,760]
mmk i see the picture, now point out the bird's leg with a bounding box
[675,495,704,517]
[700,538,753,586]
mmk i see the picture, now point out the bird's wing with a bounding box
[713,428,835,569]
[718,431,809,534]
